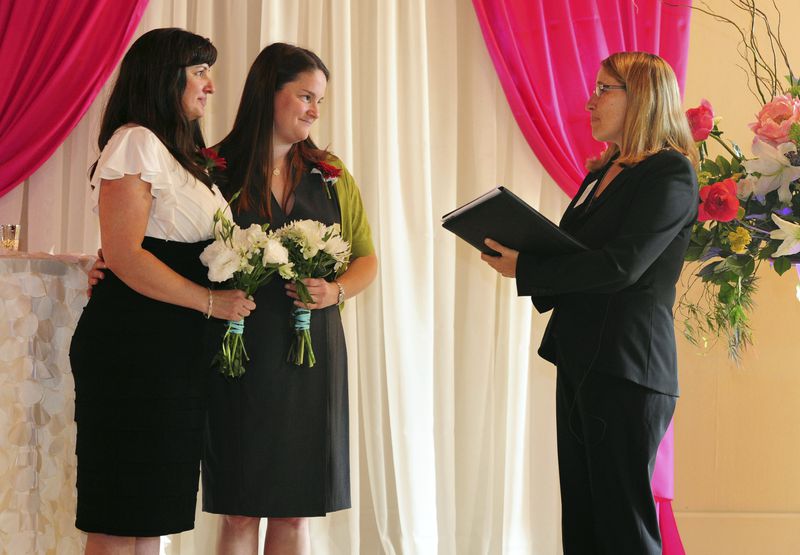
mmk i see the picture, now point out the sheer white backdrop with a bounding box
[0,1,572,553]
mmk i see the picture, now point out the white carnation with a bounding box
[291,219,326,258]
[278,262,296,280]
[323,234,350,262]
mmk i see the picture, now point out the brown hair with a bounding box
[587,51,699,172]
[216,43,330,218]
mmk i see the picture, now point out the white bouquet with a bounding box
[274,219,351,366]
[200,206,292,377]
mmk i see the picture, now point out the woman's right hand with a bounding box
[210,289,256,321]
[87,249,107,298]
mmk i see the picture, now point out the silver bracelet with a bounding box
[334,280,345,306]
[205,288,213,319]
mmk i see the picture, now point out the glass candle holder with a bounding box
[0,224,21,251]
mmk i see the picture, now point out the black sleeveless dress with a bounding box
[69,237,215,536]
[202,171,350,517]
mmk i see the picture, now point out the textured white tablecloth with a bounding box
[0,252,93,554]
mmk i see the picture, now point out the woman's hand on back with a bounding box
[86,249,107,298]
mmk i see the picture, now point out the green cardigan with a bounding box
[328,157,375,276]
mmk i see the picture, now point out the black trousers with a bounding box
[556,368,676,555]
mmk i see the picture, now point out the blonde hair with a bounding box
[587,51,699,171]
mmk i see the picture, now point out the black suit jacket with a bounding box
[516,149,698,396]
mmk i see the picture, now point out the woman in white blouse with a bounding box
[69,28,254,555]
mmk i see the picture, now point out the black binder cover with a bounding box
[441,187,586,256]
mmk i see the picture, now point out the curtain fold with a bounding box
[470,0,693,196]
[0,0,148,195]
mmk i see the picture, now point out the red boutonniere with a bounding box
[199,147,227,172]
[311,160,342,198]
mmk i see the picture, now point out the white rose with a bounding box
[200,240,239,283]
[231,225,263,255]
[243,223,269,250]
[263,237,289,265]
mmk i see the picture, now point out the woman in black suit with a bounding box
[482,51,699,554]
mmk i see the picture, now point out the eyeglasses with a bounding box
[593,83,626,97]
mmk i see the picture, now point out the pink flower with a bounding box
[686,99,715,142]
[748,94,800,147]
[698,178,739,222]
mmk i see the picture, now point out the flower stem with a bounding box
[709,133,744,162]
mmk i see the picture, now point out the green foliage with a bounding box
[773,256,792,276]
[790,123,800,145]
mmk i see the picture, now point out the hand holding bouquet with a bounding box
[200,207,292,377]
[274,219,351,366]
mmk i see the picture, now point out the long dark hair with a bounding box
[216,43,330,217]
[92,28,218,187]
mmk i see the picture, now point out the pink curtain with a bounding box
[652,421,685,555]
[0,0,149,195]
[471,0,692,196]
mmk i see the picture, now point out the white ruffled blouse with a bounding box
[90,125,229,243]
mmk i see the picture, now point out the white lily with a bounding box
[743,139,800,203]
[770,213,800,257]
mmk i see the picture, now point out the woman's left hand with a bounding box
[481,238,519,278]
[285,278,338,309]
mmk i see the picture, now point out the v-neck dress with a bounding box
[202,171,350,517]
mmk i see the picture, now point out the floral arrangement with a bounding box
[200,201,293,377]
[273,219,351,366]
[679,2,800,360]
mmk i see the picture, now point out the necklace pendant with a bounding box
[272,167,281,176]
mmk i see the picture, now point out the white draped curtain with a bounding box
[2,0,571,553]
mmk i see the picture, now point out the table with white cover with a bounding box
[0,252,93,554]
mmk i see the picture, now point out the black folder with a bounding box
[441,186,586,256]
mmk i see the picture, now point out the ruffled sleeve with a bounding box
[89,125,182,240]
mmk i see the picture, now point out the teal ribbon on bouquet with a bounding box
[287,307,315,366]
[214,318,248,378]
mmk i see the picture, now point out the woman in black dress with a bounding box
[69,28,255,554]
[482,52,698,554]
[203,44,377,554]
